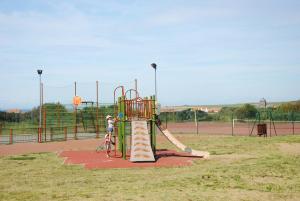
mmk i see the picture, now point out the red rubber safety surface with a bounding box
[59,149,202,169]
[0,138,204,169]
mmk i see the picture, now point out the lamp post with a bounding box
[37,69,43,132]
[151,63,157,101]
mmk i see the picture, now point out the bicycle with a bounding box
[96,133,115,157]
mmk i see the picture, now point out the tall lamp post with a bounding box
[150,63,158,154]
[37,69,43,133]
[151,63,157,101]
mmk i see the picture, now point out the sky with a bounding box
[0,0,299,109]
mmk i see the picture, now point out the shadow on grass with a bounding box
[155,149,204,160]
[8,155,36,160]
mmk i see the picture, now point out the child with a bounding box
[106,115,115,135]
[105,115,115,157]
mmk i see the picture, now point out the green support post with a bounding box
[120,96,126,159]
[118,97,123,152]
[151,95,156,154]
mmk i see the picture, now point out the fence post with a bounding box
[96,124,99,139]
[50,127,53,141]
[64,127,67,141]
[165,112,168,129]
[74,126,77,140]
[197,120,199,135]
[194,109,199,135]
[231,113,234,136]
[9,128,13,144]
[291,112,295,135]
[37,128,39,143]
[37,128,40,143]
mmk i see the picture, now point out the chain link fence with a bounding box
[0,103,115,144]
[159,110,300,136]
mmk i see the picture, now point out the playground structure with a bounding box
[42,83,210,160]
[114,86,209,160]
[112,85,157,160]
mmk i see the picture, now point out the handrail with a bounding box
[113,86,125,117]
[125,89,139,100]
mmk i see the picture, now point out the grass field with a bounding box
[0,134,300,201]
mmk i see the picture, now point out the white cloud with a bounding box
[0,7,116,49]
[145,5,238,27]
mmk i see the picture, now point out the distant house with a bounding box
[161,106,220,113]
[200,107,219,113]
[6,109,21,113]
[208,108,220,113]
[200,107,209,113]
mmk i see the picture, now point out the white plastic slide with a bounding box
[159,127,210,159]
[130,121,155,162]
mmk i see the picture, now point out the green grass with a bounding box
[0,135,300,201]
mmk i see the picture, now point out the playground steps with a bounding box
[130,121,155,162]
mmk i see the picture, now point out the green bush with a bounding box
[235,104,258,119]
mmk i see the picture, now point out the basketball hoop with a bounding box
[259,98,267,109]
[73,96,82,106]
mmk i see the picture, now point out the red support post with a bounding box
[96,81,99,139]
[9,129,13,144]
[37,128,42,143]
[74,107,77,140]
[43,107,46,142]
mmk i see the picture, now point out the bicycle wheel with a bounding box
[96,145,104,152]
[105,141,111,156]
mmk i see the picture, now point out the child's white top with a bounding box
[107,119,114,128]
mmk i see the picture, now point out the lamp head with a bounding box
[151,63,157,69]
[37,69,43,75]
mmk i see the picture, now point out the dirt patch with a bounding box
[59,149,202,169]
[278,143,300,155]
[252,176,284,184]
[0,138,104,156]
[211,154,257,164]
